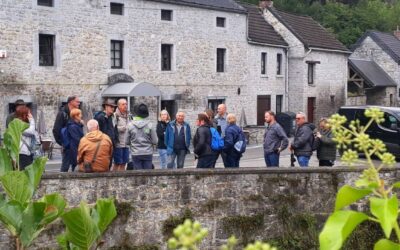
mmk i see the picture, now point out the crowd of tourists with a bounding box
[7,96,336,172]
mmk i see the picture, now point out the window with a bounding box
[307,62,315,85]
[261,52,267,75]
[276,95,283,114]
[39,34,55,66]
[208,99,225,115]
[276,53,282,75]
[38,0,53,7]
[110,3,124,15]
[216,17,226,27]
[381,113,400,130]
[111,40,123,69]
[216,48,226,72]
[161,44,173,71]
[161,9,173,21]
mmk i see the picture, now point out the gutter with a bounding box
[308,47,352,55]
[248,40,289,49]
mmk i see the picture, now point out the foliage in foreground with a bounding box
[167,219,277,250]
[319,108,399,250]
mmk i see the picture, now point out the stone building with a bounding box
[349,30,400,106]
[0,0,291,134]
[260,0,350,122]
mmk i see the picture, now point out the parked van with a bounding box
[338,106,400,158]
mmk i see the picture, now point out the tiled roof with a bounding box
[349,58,397,87]
[268,7,349,52]
[352,31,400,64]
[146,0,247,13]
[241,3,288,47]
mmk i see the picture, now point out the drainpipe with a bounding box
[285,47,289,112]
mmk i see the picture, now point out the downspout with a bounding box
[285,47,289,112]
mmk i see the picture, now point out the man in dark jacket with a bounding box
[289,112,315,167]
[263,111,288,167]
[193,113,215,168]
[95,98,117,146]
[52,96,80,172]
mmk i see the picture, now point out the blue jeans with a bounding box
[131,155,153,170]
[297,155,310,167]
[158,149,168,169]
[225,152,241,168]
[264,152,280,167]
[167,149,187,169]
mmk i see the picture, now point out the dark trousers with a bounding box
[167,149,187,169]
[132,155,153,170]
[319,160,334,167]
[218,151,229,168]
[60,148,76,172]
[225,152,241,168]
[264,152,280,167]
[19,154,33,170]
[197,155,216,168]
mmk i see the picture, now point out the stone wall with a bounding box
[0,167,398,249]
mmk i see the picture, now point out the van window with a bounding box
[381,113,400,130]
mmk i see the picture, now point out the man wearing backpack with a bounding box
[289,112,316,167]
[52,96,80,172]
[263,111,288,167]
[193,113,216,168]
[165,111,191,169]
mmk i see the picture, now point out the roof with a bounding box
[241,3,288,47]
[349,58,397,87]
[146,0,247,13]
[352,30,400,64]
[267,7,349,53]
[102,82,161,97]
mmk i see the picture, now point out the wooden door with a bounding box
[257,95,271,126]
[307,97,316,123]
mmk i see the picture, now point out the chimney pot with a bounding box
[259,0,273,9]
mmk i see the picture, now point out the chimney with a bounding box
[394,26,400,40]
[259,0,273,9]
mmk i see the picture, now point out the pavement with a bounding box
[45,143,337,172]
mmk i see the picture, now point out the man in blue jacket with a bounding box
[165,111,191,169]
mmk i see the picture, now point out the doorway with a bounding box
[257,95,271,126]
[307,97,316,123]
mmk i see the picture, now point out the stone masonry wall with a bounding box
[0,168,398,249]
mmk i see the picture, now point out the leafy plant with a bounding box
[57,198,117,249]
[0,119,66,249]
[319,108,399,250]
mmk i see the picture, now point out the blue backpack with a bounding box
[210,127,224,151]
[61,126,70,149]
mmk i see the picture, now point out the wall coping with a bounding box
[42,167,400,179]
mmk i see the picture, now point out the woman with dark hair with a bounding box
[62,108,84,172]
[15,106,36,170]
[193,113,216,168]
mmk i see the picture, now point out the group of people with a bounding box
[7,96,336,171]
[263,111,336,167]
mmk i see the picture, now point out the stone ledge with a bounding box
[42,166,400,179]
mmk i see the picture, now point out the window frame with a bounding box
[276,95,283,114]
[39,34,55,66]
[110,2,124,15]
[216,48,226,73]
[161,9,173,21]
[307,62,315,85]
[276,53,282,75]
[37,0,53,7]
[110,40,124,69]
[161,44,173,71]
[261,52,267,75]
[216,17,226,28]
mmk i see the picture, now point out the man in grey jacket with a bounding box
[126,104,157,170]
[289,112,316,167]
[263,111,288,167]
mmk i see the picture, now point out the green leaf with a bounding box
[335,185,372,211]
[0,200,24,236]
[392,182,400,189]
[319,210,369,250]
[39,193,66,225]
[57,234,68,250]
[24,157,46,190]
[374,239,400,250]
[62,202,100,249]
[3,119,29,169]
[370,196,398,238]
[20,202,47,247]
[0,171,33,206]
[0,148,13,176]
[93,198,117,234]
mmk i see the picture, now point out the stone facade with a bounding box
[0,168,397,249]
[351,36,400,105]
[263,9,348,122]
[0,0,288,133]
